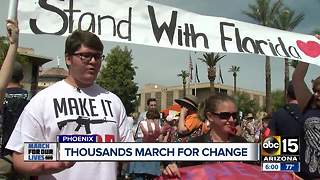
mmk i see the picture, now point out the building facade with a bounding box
[137,82,265,112]
[17,47,53,97]
[38,67,68,90]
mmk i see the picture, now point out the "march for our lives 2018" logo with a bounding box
[24,142,57,161]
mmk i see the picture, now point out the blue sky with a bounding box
[0,0,319,92]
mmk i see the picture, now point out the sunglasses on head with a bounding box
[213,112,238,120]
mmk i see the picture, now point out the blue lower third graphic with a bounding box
[280,162,300,172]
[57,135,97,143]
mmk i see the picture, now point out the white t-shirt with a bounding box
[6,80,133,180]
[135,112,147,138]
[138,120,161,138]
[135,111,162,138]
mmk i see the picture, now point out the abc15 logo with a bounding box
[261,136,299,156]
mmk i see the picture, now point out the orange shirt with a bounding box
[184,113,209,134]
[184,113,202,132]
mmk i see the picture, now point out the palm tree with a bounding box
[243,0,283,113]
[273,8,304,102]
[177,70,189,97]
[198,53,226,94]
[229,65,240,95]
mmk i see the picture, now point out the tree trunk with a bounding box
[208,67,216,95]
[266,56,272,113]
[209,80,215,95]
[233,73,237,95]
[183,82,186,97]
[284,58,289,103]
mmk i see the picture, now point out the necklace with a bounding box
[64,78,81,92]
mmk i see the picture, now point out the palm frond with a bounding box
[228,65,240,72]
[198,52,226,68]
[244,0,284,27]
[273,7,304,31]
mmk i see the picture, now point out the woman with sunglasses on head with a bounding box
[163,94,246,178]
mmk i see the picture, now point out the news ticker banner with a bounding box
[24,135,259,161]
[17,0,320,65]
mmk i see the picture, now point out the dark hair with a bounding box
[147,98,157,106]
[287,81,296,99]
[11,62,24,83]
[65,30,104,55]
[203,94,235,118]
[312,76,320,93]
[146,109,160,119]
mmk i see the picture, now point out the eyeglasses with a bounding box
[73,53,105,62]
[213,112,238,120]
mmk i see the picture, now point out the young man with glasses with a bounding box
[6,30,134,180]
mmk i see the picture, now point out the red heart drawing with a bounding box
[296,40,320,58]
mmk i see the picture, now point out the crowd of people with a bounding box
[0,18,319,180]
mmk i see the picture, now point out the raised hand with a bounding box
[162,163,181,178]
[6,19,19,45]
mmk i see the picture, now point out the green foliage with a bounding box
[271,90,285,112]
[97,46,139,115]
[177,70,189,85]
[198,53,225,68]
[177,70,189,97]
[243,0,283,27]
[0,36,9,64]
[0,36,29,65]
[273,8,304,31]
[228,65,240,77]
[234,92,261,116]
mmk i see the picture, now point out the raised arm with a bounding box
[292,62,312,111]
[178,107,189,134]
[292,34,320,111]
[0,20,19,108]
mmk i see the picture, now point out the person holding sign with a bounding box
[163,94,246,178]
[0,20,19,110]
[5,30,133,180]
[292,34,320,180]
[0,19,20,179]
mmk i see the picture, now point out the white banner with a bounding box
[57,143,259,161]
[17,0,320,65]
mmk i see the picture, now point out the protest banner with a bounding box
[8,0,18,20]
[17,0,320,65]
